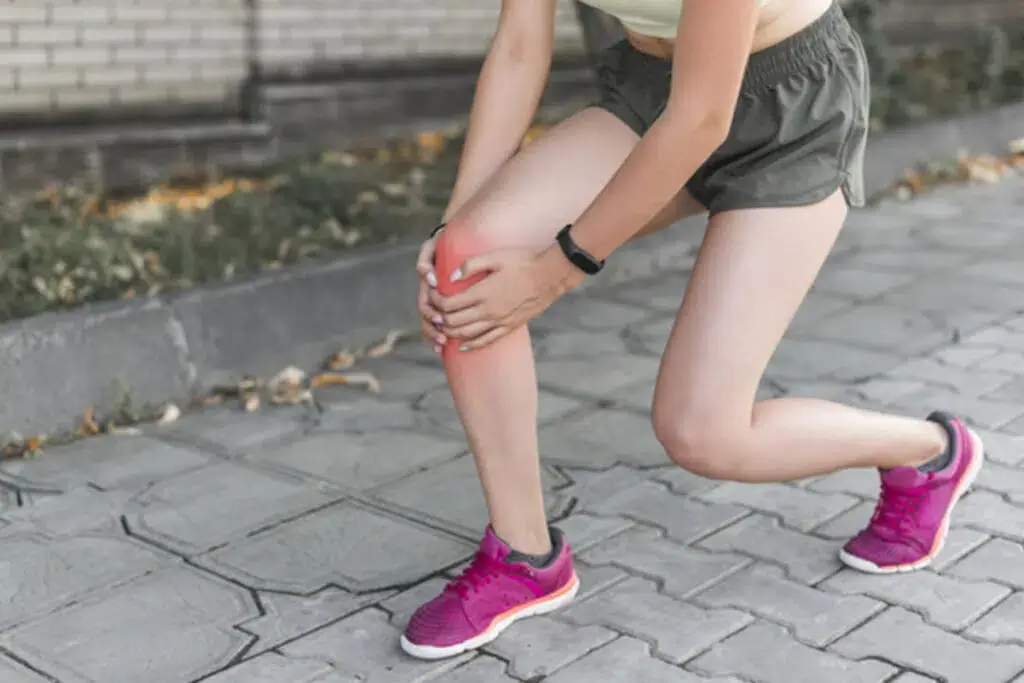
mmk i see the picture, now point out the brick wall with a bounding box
[0,1,249,125]
[257,0,584,77]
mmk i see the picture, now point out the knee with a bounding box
[651,403,749,480]
[433,220,495,297]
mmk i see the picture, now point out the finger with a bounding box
[451,250,507,283]
[439,304,488,331]
[443,319,496,341]
[457,326,511,351]
[416,241,438,288]
[429,286,483,313]
[418,289,443,327]
[420,320,447,347]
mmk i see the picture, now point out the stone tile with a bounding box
[603,273,691,313]
[930,344,1003,369]
[537,295,654,331]
[562,465,654,510]
[931,527,992,571]
[380,577,450,629]
[812,500,875,541]
[534,327,633,359]
[888,389,1024,431]
[653,466,721,496]
[547,637,744,683]
[162,409,307,454]
[697,482,859,532]
[806,304,995,355]
[417,383,583,433]
[281,608,472,682]
[203,652,352,683]
[563,577,752,664]
[3,568,258,683]
[765,338,902,382]
[485,616,617,679]
[781,377,927,410]
[592,481,749,543]
[974,351,1024,376]
[0,531,167,631]
[956,491,1024,542]
[880,277,1022,315]
[971,428,1024,467]
[241,587,392,654]
[0,435,210,493]
[536,354,662,397]
[885,358,1015,397]
[788,292,857,334]
[975,462,1024,505]
[582,528,750,599]
[128,462,340,555]
[967,593,1024,645]
[962,325,1024,353]
[0,657,48,682]
[690,622,896,683]
[821,568,1010,630]
[811,266,915,301]
[699,515,842,583]
[695,564,884,647]
[196,501,472,593]
[846,246,975,273]
[946,538,1024,589]
[572,562,631,602]
[1,486,132,537]
[372,455,568,535]
[888,674,939,683]
[556,511,635,553]
[538,409,668,468]
[249,427,463,492]
[316,359,446,403]
[443,656,517,682]
[830,608,1024,683]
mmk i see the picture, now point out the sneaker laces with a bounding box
[869,475,937,538]
[444,551,527,600]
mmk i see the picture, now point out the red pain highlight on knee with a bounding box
[434,228,489,297]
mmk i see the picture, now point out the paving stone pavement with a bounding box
[1,178,1024,683]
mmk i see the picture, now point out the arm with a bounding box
[540,0,761,271]
[443,0,558,220]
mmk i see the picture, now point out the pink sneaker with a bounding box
[400,526,579,660]
[839,412,984,574]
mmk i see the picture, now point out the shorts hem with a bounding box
[705,179,859,216]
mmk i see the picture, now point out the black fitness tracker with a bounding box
[430,222,446,238]
[556,224,604,275]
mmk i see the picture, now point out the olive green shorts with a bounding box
[592,2,870,213]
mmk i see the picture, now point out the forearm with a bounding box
[562,112,726,261]
[443,38,551,220]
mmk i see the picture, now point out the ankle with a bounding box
[493,523,552,557]
[898,421,951,470]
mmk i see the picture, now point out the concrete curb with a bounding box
[1,101,1021,437]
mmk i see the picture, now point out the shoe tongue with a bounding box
[480,527,512,562]
[881,466,927,488]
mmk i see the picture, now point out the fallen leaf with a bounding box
[326,350,357,370]
[157,403,181,425]
[1010,137,1024,155]
[271,388,314,406]
[366,329,406,358]
[76,405,101,437]
[108,426,142,436]
[268,365,306,393]
[243,393,261,412]
[311,371,381,393]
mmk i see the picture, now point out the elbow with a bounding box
[662,103,732,150]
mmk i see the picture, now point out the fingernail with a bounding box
[432,315,442,326]
[433,344,442,355]
[437,335,446,345]
[451,268,462,282]
[459,344,469,352]
[426,271,437,288]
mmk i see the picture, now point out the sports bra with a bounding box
[577,0,772,39]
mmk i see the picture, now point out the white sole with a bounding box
[399,572,581,660]
[838,428,985,575]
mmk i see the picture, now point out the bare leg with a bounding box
[652,190,947,483]
[435,108,703,554]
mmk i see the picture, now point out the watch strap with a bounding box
[556,224,604,275]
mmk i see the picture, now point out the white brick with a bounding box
[81,26,139,46]
[171,82,234,104]
[16,66,81,88]
[52,47,112,67]
[16,25,78,45]
[141,64,195,85]
[115,46,172,65]
[0,48,47,68]
[141,24,196,44]
[0,90,52,112]
[50,5,112,24]
[112,5,169,22]
[1,6,48,23]
[83,65,139,87]
[54,87,116,109]
[114,84,176,106]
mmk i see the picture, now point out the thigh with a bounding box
[653,191,848,424]
[436,107,704,280]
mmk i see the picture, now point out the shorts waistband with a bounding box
[744,2,851,91]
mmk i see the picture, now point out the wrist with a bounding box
[538,244,585,294]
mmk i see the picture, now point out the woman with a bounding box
[402,0,983,660]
